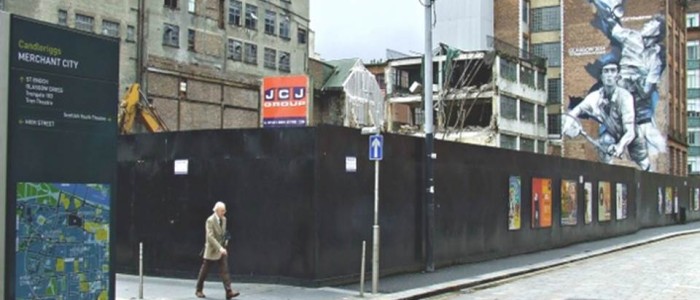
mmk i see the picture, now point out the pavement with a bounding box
[117,222,700,300]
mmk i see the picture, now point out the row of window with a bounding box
[532,42,561,67]
[500,134,547,154]
[500,94,546,126]
[500,59,546,91]
[164,0,307,45]
[227,1,307,44]
[227,38,291,71]
[57,10,135,41]
[163,23,291,72]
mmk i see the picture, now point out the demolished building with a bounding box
[368,39,549,153]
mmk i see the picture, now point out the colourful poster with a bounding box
[561,180,578,226]
[616,183,627,220]
[261,75,309,127]
[598,181,611,221]
[695,188,700,212]
[674,187,679,214]
[665,187,673,214]
[584,182,593,224]
[658,187,663,215]
[508,176,521,230]
[532,178,552,228]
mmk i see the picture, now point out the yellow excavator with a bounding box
[118,83,169,134]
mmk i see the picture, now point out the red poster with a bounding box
[532,178,552,228]
[261,75,309,127]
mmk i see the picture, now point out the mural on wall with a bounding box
[532,178,553,228]
[561,180,578,226]
[665,187,673,214]
[563,0,667,171]
[616,183,628,220]
[508,176,522,230]
[598,181,612,221]
[585,182,593,224]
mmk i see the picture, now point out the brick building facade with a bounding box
[492,0,688,175]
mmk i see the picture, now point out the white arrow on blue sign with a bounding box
[369,135,383,161]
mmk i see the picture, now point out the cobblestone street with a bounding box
[431,233,700,300]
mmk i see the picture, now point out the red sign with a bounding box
[261,75,309,127]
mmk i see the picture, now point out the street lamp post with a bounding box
[423,0,435,273]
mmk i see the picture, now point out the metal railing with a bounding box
[487,35,547,69]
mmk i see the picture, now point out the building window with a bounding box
[163,23,179,47]
[126,25,136,42]
[522,35,529,52]
[500,59,517,82]
[187,29,195,51]
[244,43,257,65]
[245,4,258,30]
[531,6,560,32]
[689,41,699,61]
[75,14,94,32]
[547,78,561,103]
[520,66,535,88]
[264,48,276,69]
[520,101,535,123]
[689,70,699,89]
[689,131,698,145]
[501,95,517,120]
[228,39,243,61]
[58,10,68,26]
[0,0,4,10]
[298,27,307,44]
[533,43,561,67]
[188,0,195,13]
[522,0,529,24]
[501,134,517,150]
[689,99,700,112]
[229,1,242,26]
[520,137,535,152]
[690,157,700,174]
[688,13,699,28]
[164,0,178,9]
[537,140,546,154]
[279,51,291,72]
[537,71,545,90]
[265,10,276,35]
[537,105,545,127]
[548,114,561,135]
[280,15,290,39]
[101,20,120,37]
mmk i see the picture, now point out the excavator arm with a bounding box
[118,84,168,134]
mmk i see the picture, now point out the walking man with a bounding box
[195,201,239,299]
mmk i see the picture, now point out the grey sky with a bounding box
[310,0,425,62]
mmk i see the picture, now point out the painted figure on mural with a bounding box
[581,0,668,171]
[564,62,651,170]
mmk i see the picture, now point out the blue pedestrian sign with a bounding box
[369,135,383,161]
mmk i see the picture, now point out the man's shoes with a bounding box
[226,289,240,299]
[195,291,206,298]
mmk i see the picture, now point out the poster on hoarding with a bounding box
[508,176,521,230]
[584,182,593,224]
[561,180,577,226]
[532,178,552,228]
[695,188,700,211]
[261,75,309,127]
[598,181,611,221]
[616,183,627,220]
[665,187,673,214]
[658,187,663,215]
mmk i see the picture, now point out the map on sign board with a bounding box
[15,182,110,300]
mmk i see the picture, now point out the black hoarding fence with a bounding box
[116,125,698,286]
